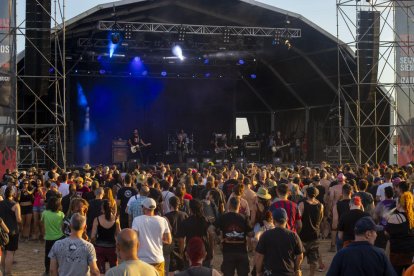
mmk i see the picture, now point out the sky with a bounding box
[15,0,337,44]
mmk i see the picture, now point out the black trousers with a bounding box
[221,252,249,276]
[45,237,64,273]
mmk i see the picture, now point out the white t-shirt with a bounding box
[132,215,170,264]
[161,190,175,214]
[58,182,70,197]
[376,182,393,201]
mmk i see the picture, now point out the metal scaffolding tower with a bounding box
[336,0,414,164]
[16,0,66,169]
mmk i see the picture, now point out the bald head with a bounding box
[117,229,139,256]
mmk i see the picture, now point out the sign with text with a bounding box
[395,1,414,165]
[0,0,16,175]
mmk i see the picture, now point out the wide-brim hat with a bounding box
[256,187,271,200]
[83,164,91,171]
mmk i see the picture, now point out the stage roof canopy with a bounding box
[62,0,356,111]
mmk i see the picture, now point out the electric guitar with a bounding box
[130,143,151,153]
[271,143,290,153]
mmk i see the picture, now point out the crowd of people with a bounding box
[0,160,413,276]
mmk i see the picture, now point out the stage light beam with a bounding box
[172,45,185,61]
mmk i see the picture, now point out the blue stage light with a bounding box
[205,73,211,78]
[204,59,209,64]
[99,69,106,75]
[250,74,257,79]
[142,70,148,76]
[238,59,245,65]
[161,71,167,77]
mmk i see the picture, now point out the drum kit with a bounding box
[167,133,195,154]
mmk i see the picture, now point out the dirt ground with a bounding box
[10,238,335,276]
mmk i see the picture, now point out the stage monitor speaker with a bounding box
[112,147,128,163]
[357,10,380,101]
[246,148,260,162]
[25,0,51,97]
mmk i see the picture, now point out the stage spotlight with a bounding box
[99,69,106,75]
[161,71,167,77]
[223,28,230,43]
[134,57,141,62]
[124,24,133,40]
[250,74,257,79]
[205,73,211,78]
[238,59,245,65]
[109,43,117,58]
[172,45,185,61]
[204,59,209,64]
[49,68,54,73]
[142,70,148,76]
[111,32,121,44]
[285,39,292,50]
[178,26,186,41]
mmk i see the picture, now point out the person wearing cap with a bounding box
[327,216,396,276]
[255,208,304,276]
[376,171,393,202]
[338,196,371,248]
[131,197,171,276]
[298,186,324,276]
[215,197,252,276]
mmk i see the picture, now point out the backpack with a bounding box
[0,218,9,247]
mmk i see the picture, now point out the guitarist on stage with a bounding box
[128,129,151,164]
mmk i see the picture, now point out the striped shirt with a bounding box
[269,199,301,232]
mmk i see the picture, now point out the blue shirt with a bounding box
[127,195,148,219]
[327,241,397,276]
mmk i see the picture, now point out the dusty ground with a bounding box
[10,238,335,275]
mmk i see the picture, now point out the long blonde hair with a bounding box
[400,192,414,229]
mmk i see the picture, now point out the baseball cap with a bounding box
[272,208,288,223]
[354,217,383,234]
[142,198,156,210]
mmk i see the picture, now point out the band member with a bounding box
[267,132,275,161]
[273,130,285,161]
[212,133,229,160]
[176,129,188,163]
[128,129,150,163]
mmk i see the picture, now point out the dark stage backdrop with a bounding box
[70,77,236,164]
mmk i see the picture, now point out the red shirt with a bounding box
[269,199,301,232]
[184,193,193,200]
[76,186,90,198]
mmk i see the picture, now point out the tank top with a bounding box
[0,199,18,235]
[336,199,351,221]
[20,190,34,203]
[299,200,322,242]
[96,217,116,247]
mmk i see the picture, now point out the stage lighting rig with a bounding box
[178,26,187,41]
[111,32,121,44]
[124,24,133,39]
[223,28,230,43]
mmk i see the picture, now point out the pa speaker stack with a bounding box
[357,10,380,101]
[25,0,51,97]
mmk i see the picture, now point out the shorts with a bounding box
[303,240,319,265]
[21,205,33,215]
[33,205,45,213]
[5,234,19,251]
[95,246,117,273]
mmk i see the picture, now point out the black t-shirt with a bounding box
[177,216,209,240]
[256,227,304,276]
[165,210,188,237]
[86,199,103,231]
[222,179,238,200]
[215,212,251,253]
[336,199,351,221]
[338,209,370,242]
[84,191,95,202]
[314,185,326,204]
[116,187,138,216]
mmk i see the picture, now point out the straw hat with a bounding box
[256,187,271,200]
